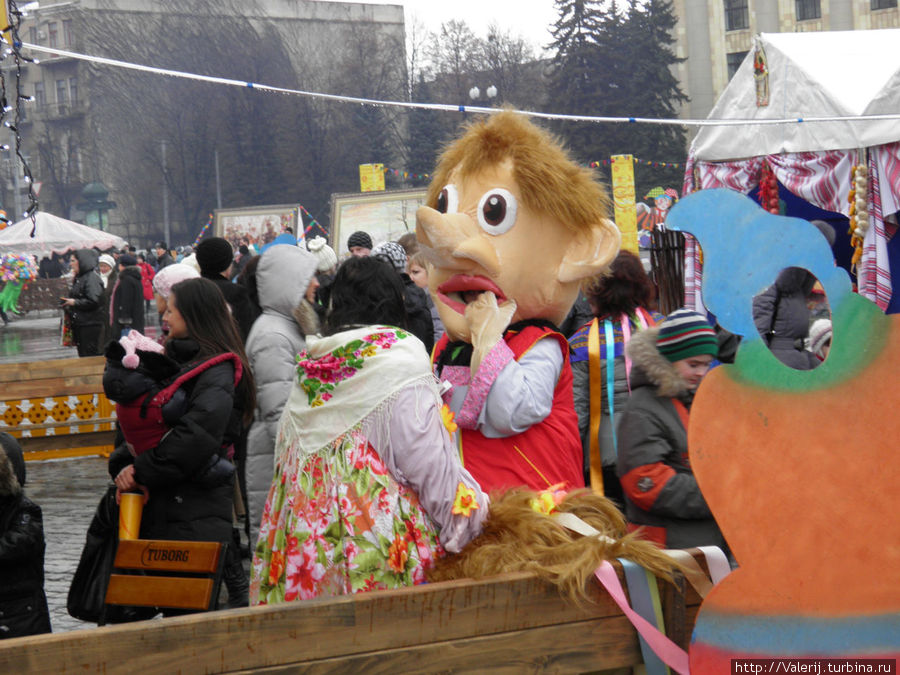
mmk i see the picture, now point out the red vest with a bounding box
[433,325,585,493]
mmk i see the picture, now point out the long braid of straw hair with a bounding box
[428,489,680,604]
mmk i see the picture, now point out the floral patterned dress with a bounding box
[251,326,486,604]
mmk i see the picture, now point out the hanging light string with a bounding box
[3,3,39,231]
[21,42,900,128]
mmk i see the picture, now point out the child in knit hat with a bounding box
[614,308,729,552]
[807,318,832,361]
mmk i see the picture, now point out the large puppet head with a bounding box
[416,111,620,343]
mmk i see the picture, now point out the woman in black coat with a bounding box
[0,433,51,639]
[61,249,105,356]
[111,256,146,338]
[108,278,255,609]
[109,278,255,544]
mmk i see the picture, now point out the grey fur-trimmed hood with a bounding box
[625,327,690,397]
[0,432,24,497]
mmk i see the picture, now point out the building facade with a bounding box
[671,0,900,122]
[5,0,405,244]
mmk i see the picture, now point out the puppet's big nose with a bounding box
[416,206,472,254]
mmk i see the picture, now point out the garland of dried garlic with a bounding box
[848,162,868,270]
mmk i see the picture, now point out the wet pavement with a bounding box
[0,308,164,363]
[27,457,112,633]
[0,311,79,363]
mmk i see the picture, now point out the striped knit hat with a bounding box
[656,309,717,363]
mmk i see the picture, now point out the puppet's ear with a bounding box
[557,218,621,283]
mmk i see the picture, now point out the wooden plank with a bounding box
[105,574,214,610]
[23,445,113,461]
[229,615,644,675]
[16,431,115,454]
[0,567,702,674]
[11,417,117,432]
[114,540,222,574]
[0,355,105,382]
[2,376,105,399]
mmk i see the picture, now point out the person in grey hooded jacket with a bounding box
[245,244,320,546]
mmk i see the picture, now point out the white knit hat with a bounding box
[307,236,337,273]
[808,318,832,358]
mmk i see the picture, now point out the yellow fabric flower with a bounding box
[440,404,458,434]
[529,482,568,515]
[452,482,479,517]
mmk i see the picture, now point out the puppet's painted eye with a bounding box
[436,185,459,214]
[477,189,517,235]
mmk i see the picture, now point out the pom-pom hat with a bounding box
[656,309,718,363]
[307,236,338,273]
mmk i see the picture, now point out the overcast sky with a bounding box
[354,0,558,53]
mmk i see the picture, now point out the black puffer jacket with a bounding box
[112,266,146,335]
[201,273,258,343]
[108,338,242,544]
[401,274,434,354]
[0,433,51,639]
[69,249,104,327]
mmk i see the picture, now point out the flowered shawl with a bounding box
[277,325,439,468]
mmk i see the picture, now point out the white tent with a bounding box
[691,29,900,161]
[685,29,900,312]
[0,212,126,257]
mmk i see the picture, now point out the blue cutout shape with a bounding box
[665,189,852,341]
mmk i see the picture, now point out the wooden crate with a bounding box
[0,355,116,460]
[0,560,703,674]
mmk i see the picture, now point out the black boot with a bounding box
[223,533,249,609]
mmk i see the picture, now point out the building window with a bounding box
[47,22,58,48]
[33,82,45,107]
[727,51,748,80]
[56,79,68,105]
[724,0,749,31]
[872,0,898,8]
[28,26,37,44]
[796,0,821,20]
[63,19,73,47]
[68,77,78,103]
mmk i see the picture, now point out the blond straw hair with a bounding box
[426,111,612,234]
[428,489,678,605]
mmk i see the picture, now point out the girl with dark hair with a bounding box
[567,251,663,504]
[107,277,255,609]
[251,256,487,603]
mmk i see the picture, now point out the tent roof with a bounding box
[690,29,900,161]
[0,212,126,256]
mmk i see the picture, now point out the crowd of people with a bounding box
[0,211,837,636]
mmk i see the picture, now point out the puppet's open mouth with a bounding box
[437,275,506,315]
